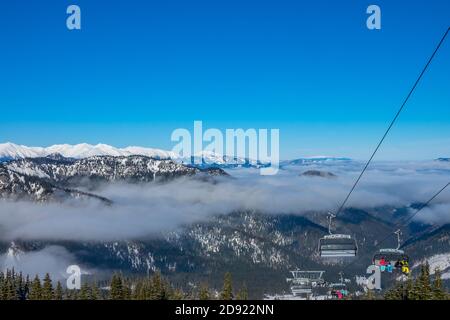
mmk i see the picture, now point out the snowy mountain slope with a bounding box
[0,143,263,168]
[0,155,227,201]
[0,164,111,203]
[2,210,449,297]
[413,253,450,278]
[1,143,283,174]
[4,155,227,184]
[0,209,423,296]
[0,143,361,171]
[0,143,46,160]
[0,142,176,160]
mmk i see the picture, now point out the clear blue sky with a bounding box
[0,0,449,160]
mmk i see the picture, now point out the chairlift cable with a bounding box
[317,27,449,259]
[397,181,450,228]
[334,27,450,217]
[369,181,450,251]
[343,181,450,271]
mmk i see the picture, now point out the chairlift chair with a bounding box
[290,282,313,295]
[319,213,358,258]
[329,272,349,299]
[372,230,410,273]
[287,270,325,296]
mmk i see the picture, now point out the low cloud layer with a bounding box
[0,246,78,281]
[0,160,449,242]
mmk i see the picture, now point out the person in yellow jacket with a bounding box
[401,259,410,275]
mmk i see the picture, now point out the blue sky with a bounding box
[0,0,449,160]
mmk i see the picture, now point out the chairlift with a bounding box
[287,270,325,296]
[329,272,349,299]
[289,281,313,296]
[373,230,410,274]
[319,212,357,258]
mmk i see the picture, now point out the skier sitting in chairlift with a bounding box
[387,263,393,273]
[401,260,410,275]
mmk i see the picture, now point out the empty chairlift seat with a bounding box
[290,281,313,295]
[319,234,358,257]
[287,270,325,296]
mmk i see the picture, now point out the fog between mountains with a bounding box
[0,161,449,242]
[0,246,78,281]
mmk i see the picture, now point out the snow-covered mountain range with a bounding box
[0,154,226,202]
[0,142,255,167]
[1,142,449,295]
[0,142,175,161]
[0,142,351,168]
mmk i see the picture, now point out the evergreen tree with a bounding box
[70,289,79,300]
[404,275,415,300]
[170,288,185,300]
[23,275,31,300]
[132,281,145,300]
[0,272,5,300]
[54,281,63,300]
[236,284,248,300]
[6,279,18,300]
[29,275,42,300]
[149,272,168,300]
[16,272,25,300]
[384,263,450,300]
[79,282,91,300]
[122,279,132,300]
[413,263,432,300]
[1,271,9,300]
[110,274,124,300]
[42,273,53,300]
[150,272,162,299]
[220,272,233,300]
[63,288,73,300]
[198,284,210,300]
[0,270,16,300]
[384,280,405,300]
[432,268,447,300]
[91,282,100,300]
[383,287,396,300]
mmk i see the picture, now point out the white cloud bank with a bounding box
[0,245,78,281]
[0,160,449,242]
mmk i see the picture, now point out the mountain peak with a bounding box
[0,142,267,168]
[45,152,72,161]
[0,142,174,161]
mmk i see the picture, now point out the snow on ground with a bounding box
[413,252,450,275]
